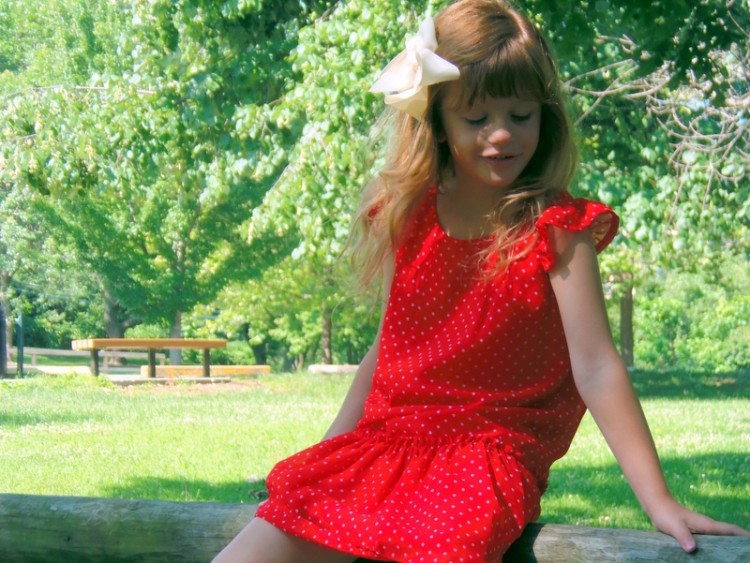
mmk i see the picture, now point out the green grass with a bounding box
[542,370,750,529]
[0,369,747,531]
[0,372,345,503]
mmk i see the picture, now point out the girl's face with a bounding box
[439,84,541,192]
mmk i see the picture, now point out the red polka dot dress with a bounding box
[256,188,619,561]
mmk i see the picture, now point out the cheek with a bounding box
[524,123,541,154]
[446,129,473,156]
[527,132,540,154]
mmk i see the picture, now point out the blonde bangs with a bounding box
[450,38,548,110]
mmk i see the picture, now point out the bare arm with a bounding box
[322,254,394,441]
[548,228,749,552]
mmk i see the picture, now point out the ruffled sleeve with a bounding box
[535,192,619,272]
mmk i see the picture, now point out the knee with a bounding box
[209,518,278,563]
[211,546,266,563]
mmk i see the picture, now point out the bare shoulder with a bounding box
[547,226,597,278]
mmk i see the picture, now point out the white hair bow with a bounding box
[370,16,460,120]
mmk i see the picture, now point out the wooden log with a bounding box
[502,522,750,562]
[0,494,252,563]
[0,494,747,562]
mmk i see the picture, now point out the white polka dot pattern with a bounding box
[256,188,619,561]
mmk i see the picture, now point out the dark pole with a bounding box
[0,305,6,378]
[16,313,24,377]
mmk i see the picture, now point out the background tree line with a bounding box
[1,0,748,371]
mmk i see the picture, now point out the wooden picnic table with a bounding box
[71,338,227,378]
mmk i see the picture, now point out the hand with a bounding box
[648,497,750,552]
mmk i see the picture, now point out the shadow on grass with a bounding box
[102,476,268,504]
[630,369,750,400]
[101,453,748,530]
[543,452,750,529]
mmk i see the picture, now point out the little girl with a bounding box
[214,1,748,561]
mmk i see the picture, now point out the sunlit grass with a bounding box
[1,369,747,531]
[0,372,348,503]
[542,371,750,529]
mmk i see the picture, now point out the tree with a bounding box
[546,0,750,259]
[2,0,747,367]
[0,186,38,352]
[0,183,103,352]
[0,0,328,360]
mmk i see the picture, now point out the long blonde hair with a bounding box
[352,0,577,287]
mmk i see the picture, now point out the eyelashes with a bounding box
[463,114,532,126]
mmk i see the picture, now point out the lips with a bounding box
[484,153,518,160]
[483,153,519,166]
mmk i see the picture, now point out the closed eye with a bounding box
[512,113,532,122]
[464,116,487,126]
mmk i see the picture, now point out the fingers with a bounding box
[672,526,697,553]
[687,514,750,537]
[655,508,750,553]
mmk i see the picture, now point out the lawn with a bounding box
[0,369,748,530]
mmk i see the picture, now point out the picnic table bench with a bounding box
[10,346,166,367]
[71,338,227,378]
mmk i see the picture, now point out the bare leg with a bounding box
[211,517,357,563]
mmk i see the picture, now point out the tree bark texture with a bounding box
[0,494,747,562]
[169,310,182,365]
[0,304,6,376]
[322,300,332,365]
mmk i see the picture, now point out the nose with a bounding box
[486,119,512,145]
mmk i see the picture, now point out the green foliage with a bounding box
[180,341,259,366]
[0,187,41,304]
[14,294,101,349]
[634,253,750,372]
[125,323,169,339]
[0,185,102,348]
[1,0,748,364]
[188,255,380,370]
[0,0,326,336]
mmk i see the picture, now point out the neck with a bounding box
[436,180,503,240]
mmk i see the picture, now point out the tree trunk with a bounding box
[102,288,127,338]
[251,342,267,365]
[169,311,182,365]
[620,283,634,369]
[321,300,332,364]
[0,494,747,563]
[294,354,305,372]
[0,304,6,377]
[102,288,129,367]
[0,278,14,355]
